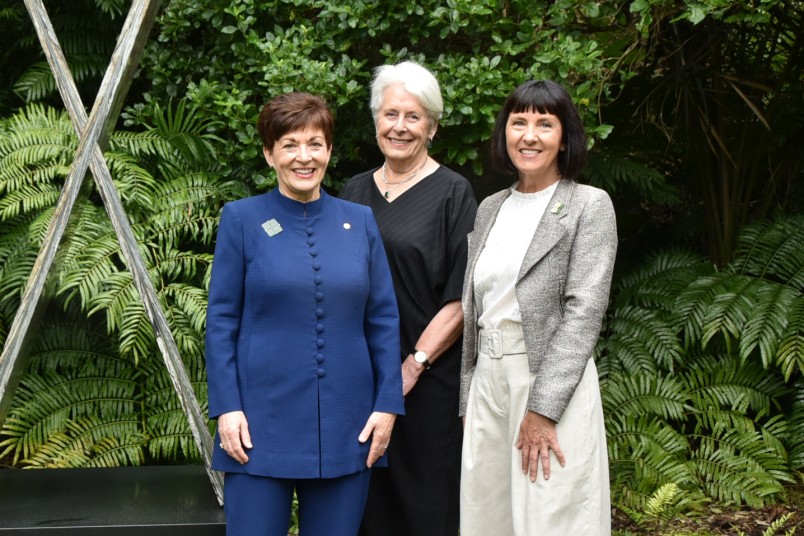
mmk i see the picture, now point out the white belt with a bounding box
[478,329,526,359]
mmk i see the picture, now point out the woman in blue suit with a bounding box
[206,92,404,536]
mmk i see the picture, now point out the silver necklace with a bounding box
[381,156,428,199]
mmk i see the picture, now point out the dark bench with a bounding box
[0,465,225,534]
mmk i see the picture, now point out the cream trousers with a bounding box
[460,334,610,536]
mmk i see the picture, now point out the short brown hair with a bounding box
[257,92,334,149]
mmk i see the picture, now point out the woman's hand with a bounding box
[516,410,565,481]
[358,411,397,468]
[218,410,252,464]
[401,355,425,396]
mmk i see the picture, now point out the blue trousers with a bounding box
[224,470,372,536]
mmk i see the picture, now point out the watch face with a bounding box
[414,351,427,363]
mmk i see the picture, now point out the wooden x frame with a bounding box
[0,0,224,504]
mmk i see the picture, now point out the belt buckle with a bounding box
[487,330,502,359]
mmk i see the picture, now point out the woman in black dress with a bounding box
[340,61,477,536]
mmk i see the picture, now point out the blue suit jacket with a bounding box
[206,188,404,478]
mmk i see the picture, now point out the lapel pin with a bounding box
[550,202,564,214]
[343,222,351,230]
[262,218,283,237]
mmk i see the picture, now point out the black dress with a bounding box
[340,165,477,536]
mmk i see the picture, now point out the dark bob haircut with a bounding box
[257,92,334,150]
[490,80,587,180]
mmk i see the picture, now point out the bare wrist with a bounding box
[406,354,426,373]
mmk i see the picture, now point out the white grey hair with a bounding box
[369,61,444,127]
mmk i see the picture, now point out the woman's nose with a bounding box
[296,146,312,161]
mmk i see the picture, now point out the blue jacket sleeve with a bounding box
[363,209,405,416]
[205,203,245,418]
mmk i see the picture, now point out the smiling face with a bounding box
[375,84,437,170]
[505,109,565,189]
[264,127,331,203]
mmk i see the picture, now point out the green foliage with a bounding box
[1,0,801,521]
[0,0,126,114]
[619,483,704,533]
[602,215,804,513]
[614,0,803,264]
[737,513,798,536]
[126,0,634,188]
[0,101,240,467]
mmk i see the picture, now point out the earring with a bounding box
[427,138,433,148]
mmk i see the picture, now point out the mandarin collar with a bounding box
[269,187,329,218]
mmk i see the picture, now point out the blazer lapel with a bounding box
[517,179,574,283]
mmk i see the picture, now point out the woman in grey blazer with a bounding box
[459,80,617,535]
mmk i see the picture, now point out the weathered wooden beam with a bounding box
[0,0,223,504]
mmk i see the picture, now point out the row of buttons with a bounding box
[307,226,326,378]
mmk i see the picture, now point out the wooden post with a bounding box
[0,0,223,504]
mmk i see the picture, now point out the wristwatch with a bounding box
[413,349,431,370]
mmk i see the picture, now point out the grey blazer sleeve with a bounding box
[522,184,617,421]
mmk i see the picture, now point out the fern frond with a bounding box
[602,372,688,421]
[141,356,205,462]
[24,320,125,374]
[0,368,138,464]
[93,0,128,18]
[0,104,74,160]
[0,160,70,197]
[676,272,738,349]
[739,283,798,369]
[698,274,759,353]
[607,413,692,508]
[788,381,804,469]
[0,214,40,311]
[23,415,143,468]
[689,424,792,507]
[0,182,61,220]
[110,99,221,170]
[732,215,804,290]
[584,152,679,205]
[682,354,788,418]
[603,305,684,374]
[615,249,712,312]
[162,282,208,353]
[85,435,146,467]
[103,151,158,211]
[13,54,109,102]
[58,231,124,313]
[777,296,804,380]
[148,99,221,167]
[143,171,230,246]
[117,298,156,363]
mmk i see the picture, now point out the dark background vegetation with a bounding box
[0,0,801,533]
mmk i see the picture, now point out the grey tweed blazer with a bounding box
[459,178,617,422]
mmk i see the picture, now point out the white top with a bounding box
[474,182,558,331]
